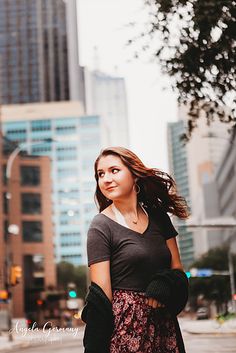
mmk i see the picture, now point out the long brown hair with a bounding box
[94,146,189,219]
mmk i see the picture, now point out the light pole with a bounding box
[5,138,54,341]
[177,217,236,313]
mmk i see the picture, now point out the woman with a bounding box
[84,146,189,353]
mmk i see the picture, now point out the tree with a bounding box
[57,261,87,298]
[129,0,236,140]
[188,246,236,311]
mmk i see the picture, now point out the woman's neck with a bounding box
[112,197,139,217]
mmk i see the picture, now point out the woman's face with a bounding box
[97,154,136,201]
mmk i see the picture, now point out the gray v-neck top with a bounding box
[87,211,178,292]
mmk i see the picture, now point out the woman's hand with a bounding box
[145,297,165,309]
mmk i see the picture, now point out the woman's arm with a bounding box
[89,260,113,302]
[146,237,184,308]
[166,237,184,271]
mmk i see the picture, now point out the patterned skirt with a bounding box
[110,289,180,353]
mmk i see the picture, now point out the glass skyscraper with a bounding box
[0,0,84,104]
[167,120,194,268]
[2,102,102,265]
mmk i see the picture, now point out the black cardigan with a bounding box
[81,281,114,353]
[81,269,188,353]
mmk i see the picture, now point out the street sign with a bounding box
[197,269,213,277]
[190,268,213,277]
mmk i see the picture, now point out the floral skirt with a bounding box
[110,289,179,353]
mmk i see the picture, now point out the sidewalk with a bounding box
[0,325,85,352]
[179,318,236,335]
[1,319,236,351]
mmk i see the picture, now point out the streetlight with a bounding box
[177,217,236,313]
[4,138,55,342]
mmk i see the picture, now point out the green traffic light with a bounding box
[68,290,77,298]
[185,271,191,278]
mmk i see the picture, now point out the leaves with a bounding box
[129,0,236,139]
[56,261,87,298]
[189,246,236,305]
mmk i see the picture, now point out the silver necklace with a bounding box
[111,202,148,227]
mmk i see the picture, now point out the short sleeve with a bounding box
[160,212,178,240]
[87,225,111,267]
[148,206,178,240]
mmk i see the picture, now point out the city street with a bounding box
[6,332,236,353]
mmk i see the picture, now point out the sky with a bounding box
[78,0,178,171]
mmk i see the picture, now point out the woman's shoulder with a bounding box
[89,209,113,232]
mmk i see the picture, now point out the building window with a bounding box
[22,221,42,242]
[2,165,7,185]
[24,254,44,289]
[56,125,76,134]
[31,120,51,131]
[2,193,8,214]
[4,220,8,242]
[20,166,40,186]
[21,193,41,214]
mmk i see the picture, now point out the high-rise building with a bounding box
[214,127,236,219]
[0,0,84,104]
[167,120,194,268]
[201,127,236,253]
[167,104,232,264]
[2,101,103,266]
[84,69,129,147]
[179,105,231,258]
[0,138,56,320]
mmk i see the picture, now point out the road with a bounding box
[11,332,236,353]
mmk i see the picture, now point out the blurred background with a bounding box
[0,0,235,352]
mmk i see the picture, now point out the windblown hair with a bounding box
[94,146,189,219]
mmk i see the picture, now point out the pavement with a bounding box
[0,318,236,352]
[0,324,85,352]
[179,317,236,335]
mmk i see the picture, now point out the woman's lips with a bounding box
[106,186,116,191]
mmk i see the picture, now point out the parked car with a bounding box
[196,307,209,320]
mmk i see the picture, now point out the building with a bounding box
[0,0,84,104]
[214,127,236,219]
[179,105,231,258]
[199,126,236,252]
[167,120,194,268]
[167,104,232,263]
[0,138,56,320]
[2,101,103,266]
[0,134,4,299]
[84,69,129,147]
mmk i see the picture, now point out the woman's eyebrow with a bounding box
[97,165,120,172]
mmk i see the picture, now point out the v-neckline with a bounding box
[99,212,151,237]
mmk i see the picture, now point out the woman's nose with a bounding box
[103,173,112,182]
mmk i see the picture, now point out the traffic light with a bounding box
[10,265,22,286]
[185,271,191,279]
[68,289,77,298]
[36,299,43,306]
[67,283,77,299]
[0,290,9,303]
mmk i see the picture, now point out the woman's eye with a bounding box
[112,168,119,173]
[98,172,104,177]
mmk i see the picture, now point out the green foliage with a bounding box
[56,261,87,298]
[191,245,236,271]
[130,0,236,140]
[188,246,236,306]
